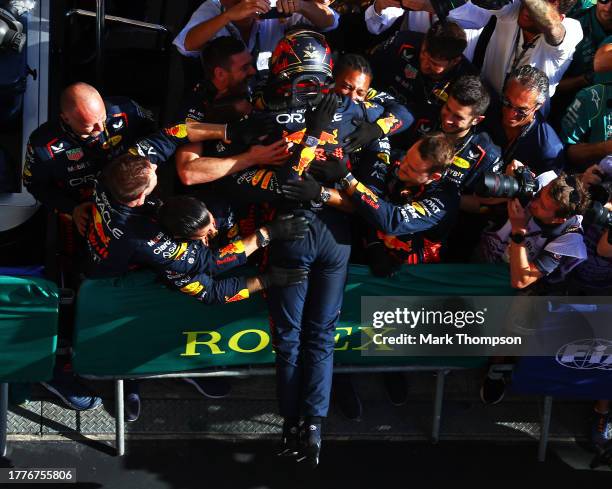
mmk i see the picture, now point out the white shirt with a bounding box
[479,1,583,98]
[173,0,339,71]
[363,2,492,61]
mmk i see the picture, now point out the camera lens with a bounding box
[475,173,520,198]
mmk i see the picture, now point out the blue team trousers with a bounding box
[267,208,351,418]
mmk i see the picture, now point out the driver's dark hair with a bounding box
[158,195,211,239]
[333,54,373,79]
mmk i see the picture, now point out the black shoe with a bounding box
[334,375,362,421]
[480,375,506,405]
[124,381,141,423]
[183,377,231,398]
[298,423,322,468]
[383,372,408,406]
[277,419,301,457]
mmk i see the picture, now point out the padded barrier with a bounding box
[73,264,514,377]
[0,275,58,382]
[512,303,612,400]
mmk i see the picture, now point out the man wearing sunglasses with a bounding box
[485,65,566,175]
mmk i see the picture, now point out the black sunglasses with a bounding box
[599,0,611,5]
[501,96,538,119]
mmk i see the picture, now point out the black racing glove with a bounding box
[281,173,322,202]
[226,116,276,145]
[265,213,310,240]
[366,242,399,278]
[343,119,383,153]
[259,266,308,288]
[309,157,350,185]
[305,93,338,137]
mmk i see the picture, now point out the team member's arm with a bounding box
[176,139,288,185]
[364,0,403,35]
[184,0,271,52]
[347,178,455,235]
[366,89,414,136]
[343,92,413,153]
[521,0,565,46]
[283,139,392,212]
[163,265,306,304]
[277,0,337,29]
[129,116,272,167]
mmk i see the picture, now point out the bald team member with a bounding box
[23,82,160,235]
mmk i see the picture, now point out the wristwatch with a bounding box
[510,232,526,244]
[319,187,331,204]
[256,228,270,248]
[340,173,356,191]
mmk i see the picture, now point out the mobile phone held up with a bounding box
[259,0,293,19]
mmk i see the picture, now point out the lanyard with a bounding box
[508,30,540,76]
[502,117,536,165]
[454,130,476,157]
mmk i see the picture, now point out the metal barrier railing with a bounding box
[65,1,170,87]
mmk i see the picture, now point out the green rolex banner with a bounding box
[0,276,58,382]
[73,264,513,377]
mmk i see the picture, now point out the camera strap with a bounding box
[502,117,536,165]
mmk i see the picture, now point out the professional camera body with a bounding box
[0,1,36,53]
[584,156,612,242]
[474,166,540,207]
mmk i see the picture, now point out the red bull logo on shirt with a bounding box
[224,289,250,303]
[218,240,245,258]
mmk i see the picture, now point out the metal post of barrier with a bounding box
[431,369,447,444]
[538,395,553,462]
[95,0,105,87]
[0,383,8,457]
[115,379,125,456]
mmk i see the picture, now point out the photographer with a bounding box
[480,165,591,290]
[571,158,612,291]
[569,159,612,448]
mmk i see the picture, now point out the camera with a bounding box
[0,1,36,53]
[474,166,540,207]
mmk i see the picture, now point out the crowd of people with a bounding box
[20,0,612,467]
